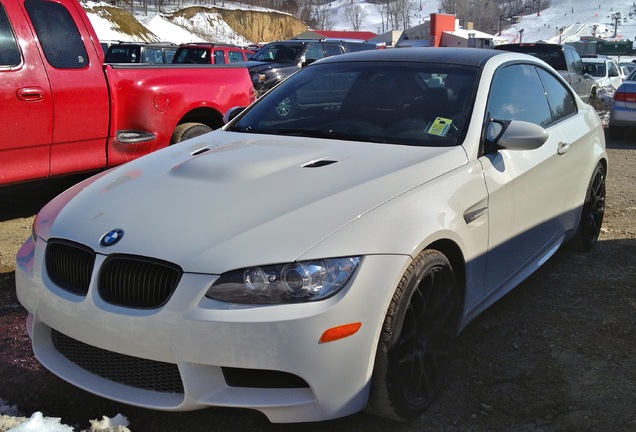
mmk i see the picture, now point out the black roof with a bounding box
[316,47,505,68]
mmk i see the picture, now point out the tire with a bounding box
[368,249,461,421]
[568,162,606,252]
[170,122,213,144]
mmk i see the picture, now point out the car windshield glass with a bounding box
[230,61,478,147]
[251,44,303,63]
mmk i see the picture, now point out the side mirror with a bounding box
[223,106,245,124]
[486,119,548,151]
[301,58,317,68]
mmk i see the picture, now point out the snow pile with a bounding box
[0,401,129,432]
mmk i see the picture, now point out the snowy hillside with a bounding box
[87,0,636,45]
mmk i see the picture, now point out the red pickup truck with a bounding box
[0,0,256,186]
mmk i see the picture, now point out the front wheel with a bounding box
[368,249,461,421]
[568,162,606,252]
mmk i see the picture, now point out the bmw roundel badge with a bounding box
[100,229,124,247]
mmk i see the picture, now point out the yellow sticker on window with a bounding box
[427,117,452,136]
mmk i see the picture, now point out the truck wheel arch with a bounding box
[170,107,224,144]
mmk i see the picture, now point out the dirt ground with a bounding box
[0,130,634,432]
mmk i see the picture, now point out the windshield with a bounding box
[229,61,478,147]
[251,43,304,64]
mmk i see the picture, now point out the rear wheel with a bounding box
[368,249,461,421]
[170,122,213,144]
[568,162,606,252]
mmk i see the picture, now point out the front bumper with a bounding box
[15,237,409,423]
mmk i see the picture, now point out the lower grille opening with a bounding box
[222,367,309,389]
[51,329,184,394]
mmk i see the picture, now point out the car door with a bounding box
[0,0,53,184]
[24,0,109,178]
[480,63,571,292]
[564,48,594,102]
[607,61,622,89]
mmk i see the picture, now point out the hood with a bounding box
[245,60,297,73]
[45,131,468,273]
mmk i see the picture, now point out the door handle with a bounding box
[558,141,571,155]
[16,87,44,102]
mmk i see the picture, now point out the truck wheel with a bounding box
[171,122,213,144]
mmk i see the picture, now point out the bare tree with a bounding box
[344,3,367,30]
[374,2,388,32]
[313,3,337,29]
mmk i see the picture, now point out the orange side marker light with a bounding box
[319,322,362,343]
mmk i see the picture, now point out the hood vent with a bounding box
[302,159,338,168]
[191,147,210,156]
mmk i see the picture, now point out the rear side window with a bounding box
[0,5,21,67]
[486,63,552,127]
[536,67,577,122]
[25,0,88,69]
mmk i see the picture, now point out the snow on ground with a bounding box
[0,399,130,432]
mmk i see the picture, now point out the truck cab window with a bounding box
[0,5,21,67]
[24,0,88,69]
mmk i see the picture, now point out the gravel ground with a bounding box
[0,129,634,431]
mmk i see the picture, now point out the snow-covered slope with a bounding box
[86,0,636,45]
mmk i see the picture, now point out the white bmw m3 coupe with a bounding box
[16,48,606,423]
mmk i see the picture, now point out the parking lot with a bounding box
[0,131,634,431]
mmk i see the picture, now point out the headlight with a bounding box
[206,257,361,304]
[251,73,267,84]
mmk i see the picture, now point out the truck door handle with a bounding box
[16,87,44,102]
[558,141,571,155]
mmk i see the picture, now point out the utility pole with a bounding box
[612,12,622,38]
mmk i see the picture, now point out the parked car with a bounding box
[105,42,178,64]
[171,43,254,64]
[16,48,607,424]
[99,39,120,54]
[619,65,631,82]
[582,57,622,89]
[609,68,636,138]
[618,61,636,74]
[245,39,378,96]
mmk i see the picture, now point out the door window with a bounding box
[486,63,552,127]
[305,44,325,61]
[0,5,20,67]
[213,50,226,64]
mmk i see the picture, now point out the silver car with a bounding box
[609,68,636,139]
